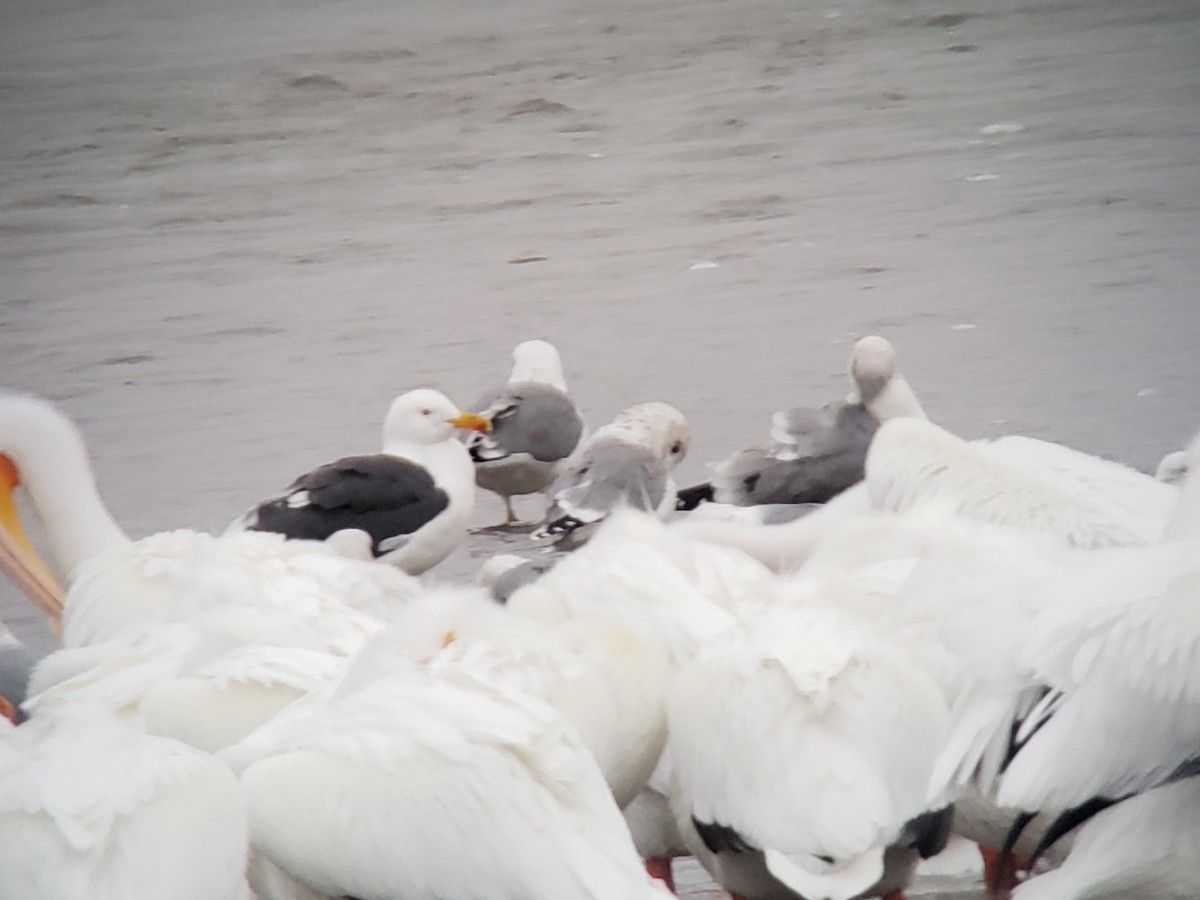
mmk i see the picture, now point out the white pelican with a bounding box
[1155,448,1189,485]
[465,339,587,524]
[865,417,1176,548]
[675,411,1177,576]
[22,606,352,754]
[534,402,691,547]
[509,510,782,889]
[0,704,250,900]
[234,388,491,575]
[1010,778,1200,900]
[511,510,773,666]
[676,334,926,511]
[0,392,422,648]
[364,584,673,810]
[928,431,1200,895]
[220,648,674,900]
[668,604,953,900]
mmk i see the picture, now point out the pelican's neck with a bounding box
[1163,455,1200,541]
[1,396,130,577]
[865,374,928,422]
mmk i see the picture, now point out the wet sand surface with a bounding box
[2,0,1198,895]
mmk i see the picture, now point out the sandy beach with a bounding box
[2,0,1198,894]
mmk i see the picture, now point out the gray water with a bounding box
[2,0,1198,894]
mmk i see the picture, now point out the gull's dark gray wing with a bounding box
[243,455,449,557]
[705,403,877,505]
[534,439,667,542]
[770,401,876,462]
[467,382,584,464]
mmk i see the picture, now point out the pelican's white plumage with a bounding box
[668,605,952,900]
[923,431,1200,894]
[931,498,1200,811]
[866,417,1176,549]
[0,707,250,900]
[1155,448,1190,485]
[223,653,672,900]
[995,543,1200,811]
[0,393,421,649]
[1010,778,1200,900]
[63,529,420,649]
[509,510,780,870]
[512,510,774,666]
[22,606,353,756]
[678,416,1176,573]
[367,585,672,809]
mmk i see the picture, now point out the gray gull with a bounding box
[677,335,925,510]
[465,340,586,524]
[534,402,690,548]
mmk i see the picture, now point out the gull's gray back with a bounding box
[547,438,669,522]
[470,382,584,463]
[716,403,877,504]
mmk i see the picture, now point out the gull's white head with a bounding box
[509,339,568,391]
[383,388,491,449]
[609,401,691,469]
[849,335,898,403]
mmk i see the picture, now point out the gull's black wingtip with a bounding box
[531,514,586,542]
[675,482,715,511]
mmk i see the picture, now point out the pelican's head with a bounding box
[1156,449,1190,485]
[383,388,491,449]
[0,451,66,624]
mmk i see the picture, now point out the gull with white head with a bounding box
[534,402,690,548]
[464,340,586,524]
[235,387,491,575]
[678,335,926,512]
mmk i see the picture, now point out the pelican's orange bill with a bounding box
[0,453,66,626]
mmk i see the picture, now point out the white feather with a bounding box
[669,605,950,900]
[1012,778,1200,900]
[0,707,250,900]
[223,656,671,900]
[866,418,1173,549]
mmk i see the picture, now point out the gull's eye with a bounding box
[670,441,684,455]
[420,408,432,416]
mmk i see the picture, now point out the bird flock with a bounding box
[0,335,1197,900]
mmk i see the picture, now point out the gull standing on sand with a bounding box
[677,335,926,510]
[534,402,691,548]
[234,388,491,574]
[465,340,586,524]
